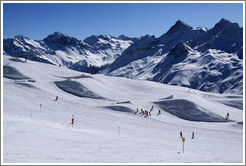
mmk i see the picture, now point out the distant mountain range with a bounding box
[3,32,138,73]
[3,18,243,94]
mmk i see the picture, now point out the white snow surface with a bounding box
[2,55,244,164]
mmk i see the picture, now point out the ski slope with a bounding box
[2,55,244,163]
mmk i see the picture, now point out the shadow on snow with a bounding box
[154,99,230,122]
[55,79,105,100]
[102,106,134,113]
[3,65,30,80]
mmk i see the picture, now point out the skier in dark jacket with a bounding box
[225,113,229,120]
[157,110,161,115]
[180,131,183,138]
[71,115,74,127]
[140,109,145,115]
[54,96,58,101]
[150,106,154,112]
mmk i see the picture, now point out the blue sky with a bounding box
[3,3,244,40]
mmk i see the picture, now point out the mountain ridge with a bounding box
[3,18,243,94]
[101,18,243,94]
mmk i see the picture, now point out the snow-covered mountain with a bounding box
[2,54,243,163]
[3,18,243,94]
[101,18,243,94]
[3,32,137,73]
[192,18,243,59]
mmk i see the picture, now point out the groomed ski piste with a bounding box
[2,55,244,164]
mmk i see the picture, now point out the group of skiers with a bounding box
[134,106,162,118]
[134,108,150,118]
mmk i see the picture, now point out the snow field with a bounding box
[2,55,243,163]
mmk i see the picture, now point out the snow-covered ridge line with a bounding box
[3,18,243,94]
[3,32,139,74]
[101,18,243,94]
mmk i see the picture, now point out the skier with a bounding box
[191,132,194,139]
[54,96,58,101]
[59,64,61,67]
[180,131,183,138]
[157,110,161,115]
[71,115,74,127]
[140,109,145,116]
[144,110,149,118]
[150,106,154,112]
[225,112,229,120]
[134,108,139,115]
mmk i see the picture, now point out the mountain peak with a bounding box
[166,20,192,35]
[44,32,80,45]
[117,35,140,43]
[176,20,188,26]
[217,18,231,25]
[98,34,113,40]
[212,18,241,32]
[44,32,68,40]
[14,35,29,41]
[84,34,113,43]
[215,18,238,28]
[117,35,133,40]
[83,35,100,45]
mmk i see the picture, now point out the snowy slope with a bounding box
[101,19,243,94]
[2,55,243,163]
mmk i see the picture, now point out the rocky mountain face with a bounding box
[3,18,243,94]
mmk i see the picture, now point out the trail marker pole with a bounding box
[182,137,185,153]
[118,126,120,136]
